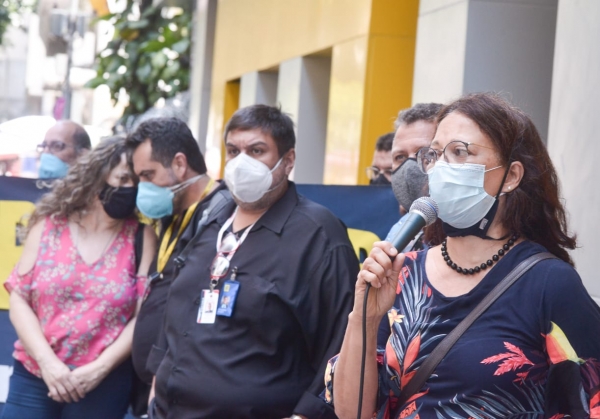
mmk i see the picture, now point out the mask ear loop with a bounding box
[263,155,288,193]
[494,164,511,199]
[170,174,205,194]
[493,139,520,199]
[391,157,418,175]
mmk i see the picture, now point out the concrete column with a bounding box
[239,71,278,108]
[277,56,331,184]
[188,0,217,153]
[547,0,600,301]
[413,0,558,141]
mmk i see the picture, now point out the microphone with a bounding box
[389,197,439,252]
[356,197,438,419]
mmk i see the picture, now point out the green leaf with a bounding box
[141,4,161,18]
[151,51,168,68]
[171,38,189,54]
[84,76,107,89]
[132,93,146,112]
[136,63,153,82]
[90,13,116,24]
[105,57,123,73]
[161,61,180,80]
[140,39,164,52]
[148,92,161,106]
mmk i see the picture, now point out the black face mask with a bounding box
[442,199,500,240]
[369,174,391,185]
[99,184,138,219]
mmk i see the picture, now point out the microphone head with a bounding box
[409,197,438,226]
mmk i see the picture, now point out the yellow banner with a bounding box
[0,201,35,309]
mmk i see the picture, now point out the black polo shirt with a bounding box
[132,181,228,384]
[153,182,359,419]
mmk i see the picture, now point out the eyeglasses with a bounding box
[36,141,74,154]
[209,232,239,280]
[416,140,496,174]
[366,166,393,180]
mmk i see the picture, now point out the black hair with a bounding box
[375,132,394,152]
[224,105,295,157]
[126,117,207,174]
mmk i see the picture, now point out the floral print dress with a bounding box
[4,216,145,377]
[324,241,600,419]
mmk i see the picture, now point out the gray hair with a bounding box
[394,103,443,130]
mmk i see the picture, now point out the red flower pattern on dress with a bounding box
[4,216,143,377]
[481,342,534,381]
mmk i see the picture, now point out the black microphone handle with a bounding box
[390,211,427,253]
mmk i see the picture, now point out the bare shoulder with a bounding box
[17,219,47,275]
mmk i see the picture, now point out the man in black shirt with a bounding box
[126,118,222,415]
[151,106,359,419]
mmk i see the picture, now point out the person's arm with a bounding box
[70,224,157,394]
[9,292,85,403]
[332,242,404,419]
[539,260,600,417]
[7,220,84,403]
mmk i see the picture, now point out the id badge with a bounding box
[197,289,219,324]
[216,280,240,317]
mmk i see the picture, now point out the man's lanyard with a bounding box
[209,208,255,291]
[216,207,254,257]
[157,178,215,272]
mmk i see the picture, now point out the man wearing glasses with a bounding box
[385,103,442,247]
[37,121,91,178]
[150,105,359,419]
[366,132,394,185]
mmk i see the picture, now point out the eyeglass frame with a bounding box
[415,140,497,174]
[36,141,76,154]
[366,165,393,180]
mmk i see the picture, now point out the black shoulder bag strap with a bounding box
[393,251,557,415]
[171,190,232,274]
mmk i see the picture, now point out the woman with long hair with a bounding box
[1,136,156,419]
[327,93,600,419]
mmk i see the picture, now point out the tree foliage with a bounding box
[0,0,35,46]
[85,0,191,124]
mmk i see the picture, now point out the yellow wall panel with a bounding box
[324,36,368,185]
[370,0,419,37]
[219,80,241,177]
[208,0,373,174]
[358,35,416,184]
[207,0,419,184]
[213,0,372,82]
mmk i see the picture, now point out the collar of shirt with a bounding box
[217,181,298,235]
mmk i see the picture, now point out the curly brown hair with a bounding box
[28,136,133,233]
[424,93,577,265]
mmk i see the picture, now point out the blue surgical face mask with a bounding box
[39,153,70,179]
[428,161,503,230]
[136,174,204,219]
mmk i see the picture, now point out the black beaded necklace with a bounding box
[441,234,519,275]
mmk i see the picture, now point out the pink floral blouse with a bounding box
[4,216,146,377]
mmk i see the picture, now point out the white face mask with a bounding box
[224,153,283,203]
[428,161,502,229]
